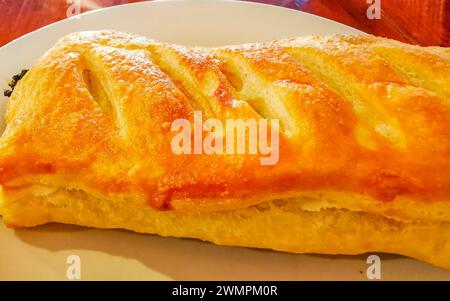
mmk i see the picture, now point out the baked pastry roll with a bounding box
[1,31,450,269]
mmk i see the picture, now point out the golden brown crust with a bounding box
[1,31,450,210]
[1,31,450,269]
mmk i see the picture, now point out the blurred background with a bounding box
[0,0,448,47]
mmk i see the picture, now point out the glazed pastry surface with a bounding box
[1,31,449,269]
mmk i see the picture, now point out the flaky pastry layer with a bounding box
[1,186,450,270]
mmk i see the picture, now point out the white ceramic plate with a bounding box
[0,0,449,280]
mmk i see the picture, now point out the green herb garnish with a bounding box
[3,69,29,97]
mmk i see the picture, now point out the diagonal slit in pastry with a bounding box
[213,51,304,138]
[79,50,127,136]
[81,68,112,114]
[372,45,450,106]
[286,47,407,149]
[148,44,217,119]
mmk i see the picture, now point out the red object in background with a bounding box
[0,0,449,47]
[272,0,450,46]
[0,0,142,46]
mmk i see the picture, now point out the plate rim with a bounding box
[0,0,365,52]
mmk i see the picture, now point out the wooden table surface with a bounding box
[0,0,449,47]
